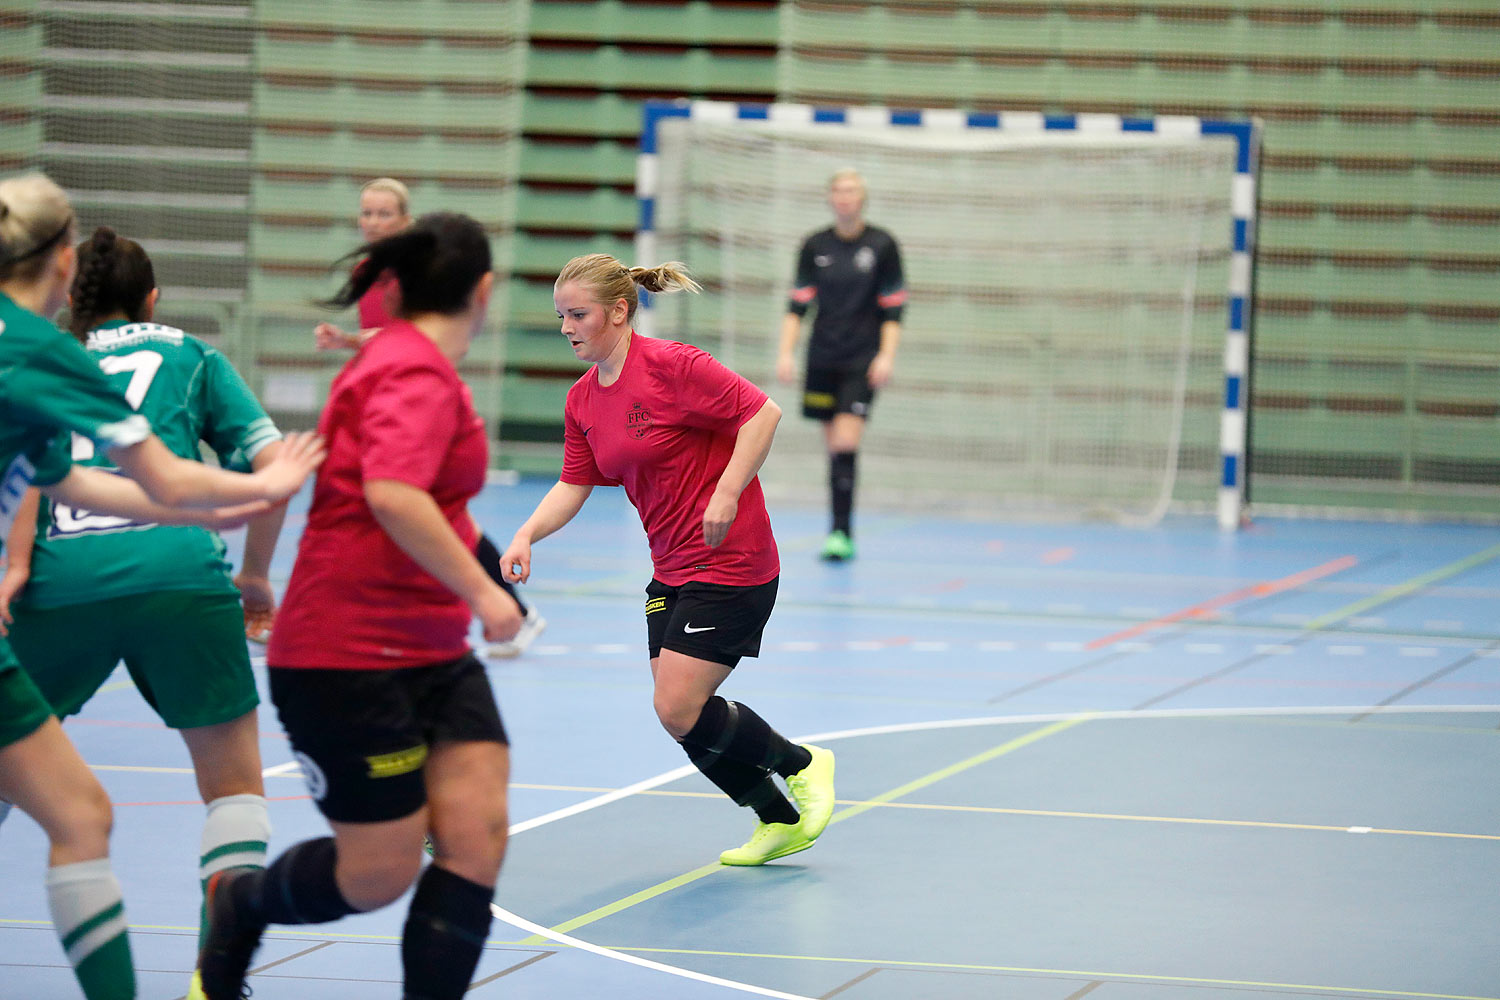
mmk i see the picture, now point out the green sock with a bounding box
[47,858,136,1000]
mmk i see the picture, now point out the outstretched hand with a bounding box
[254,431,326,503]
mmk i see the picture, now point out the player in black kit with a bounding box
[776,168,906,561]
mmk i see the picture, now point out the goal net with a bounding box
[638,103,1258,527]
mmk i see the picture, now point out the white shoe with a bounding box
[487,611,546,659]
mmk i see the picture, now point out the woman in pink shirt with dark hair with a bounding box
[502,253,836,867]
[302,177,545,657]
[198,212,521,1000]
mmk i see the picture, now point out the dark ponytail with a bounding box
[68,227,156,340]
[323,212,490,318]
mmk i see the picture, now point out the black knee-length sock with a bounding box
[401,865,494,1000]
[829,451,856,536]
[679,741,799,826]
[234,838,358,926]
[680,696,811,825]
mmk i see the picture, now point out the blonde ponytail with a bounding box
[558,253,701,321]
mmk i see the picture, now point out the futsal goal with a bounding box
[636,101,1260,529]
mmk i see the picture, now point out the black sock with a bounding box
[475,533,524,609]
[400,865,494,1000]
[830,451,856,536]
[684,696,813,778]
[236,838,358,926]
[680,741,800,826]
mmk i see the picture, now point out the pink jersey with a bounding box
[269,320,486,669]
[356,263,399,330]
[561,334,779,586]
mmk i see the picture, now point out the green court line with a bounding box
[1304,542,1500,633]
[825,715,1090,826]
[518,715,1091,944]
[590,945,1500,1000]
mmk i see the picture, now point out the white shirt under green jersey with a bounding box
[20,320,281,609]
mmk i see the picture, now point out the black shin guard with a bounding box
[684,696,813,779]
[239,838,358,926]
[680,741,799,826]
[829,451,856,536]
[401,865,495,1000]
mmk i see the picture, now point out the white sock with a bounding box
[46,858,129,970]
[199,793,270,886]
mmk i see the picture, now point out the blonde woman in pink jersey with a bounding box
[502,253,836,866]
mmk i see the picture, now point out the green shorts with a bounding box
[0,646,54,749]
[9,590,258,730]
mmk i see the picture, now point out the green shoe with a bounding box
[719,820,815,866]
[820,530,854,561]
[786,744,836,841]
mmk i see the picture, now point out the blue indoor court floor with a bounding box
[2,478,1498,1000]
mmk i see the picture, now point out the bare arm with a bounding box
[776,313,803,384]
[234,440,291,617]
[364,478,519,641]
[109,431,324,508]
[0,488,40,634]
[500,480,594,583]
[41,465,269,529]
[867,318,902,389]
[702,398,781,548]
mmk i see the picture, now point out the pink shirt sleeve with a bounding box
[675,347,769,433]
[360,364,460,490]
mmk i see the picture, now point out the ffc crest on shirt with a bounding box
[854,246,877,272]
[626,402,652,439]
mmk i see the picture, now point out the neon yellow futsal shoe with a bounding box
[719,820,816,866]
[819,530,854,561]
[786,744,836,840]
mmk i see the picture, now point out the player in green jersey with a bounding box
[0,227,294,995]
[0,173,324,1000]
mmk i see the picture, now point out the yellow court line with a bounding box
[861,800,1500,842]
[1305,542,1500,633]
[519,715,1092,944]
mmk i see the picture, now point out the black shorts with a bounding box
[269,653,508,824]
[646,577,778,669]
[802,366,874,421]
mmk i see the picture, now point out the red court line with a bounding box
[1085,555,1359,650]
[1041,547,1075,565]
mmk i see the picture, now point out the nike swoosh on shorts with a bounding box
[683,623,716,633]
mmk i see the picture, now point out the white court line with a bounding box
[490,905,817,1000]
[488,704,1500,997]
